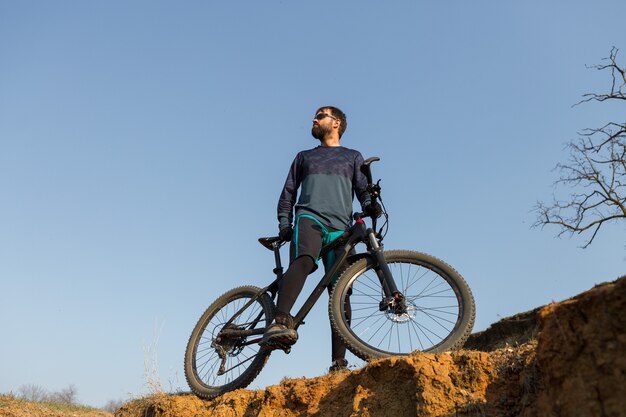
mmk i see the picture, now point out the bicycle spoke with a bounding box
[202,354,221,383]
[406,316,414,351]
[368,315,392,344]
[408,318,424,350]
[396,323,402,352]
[415,275,439,299]
[355,275,384,297]
[417,307,457,328]
[219,351,259,375]
[351,309,383,328]
[350,305,379,313]
[411,319,437,347]
[404,267,430,294]
[351,289,382,303]
[417,306,459,315]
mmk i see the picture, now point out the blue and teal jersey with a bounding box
[277,146,371,231]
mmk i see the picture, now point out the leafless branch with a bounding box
[535,48,626,248]
[17,384,48,402]
[576,47,626,105]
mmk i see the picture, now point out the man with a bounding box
[260,106,381,372]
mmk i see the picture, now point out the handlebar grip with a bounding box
[360,156,380,185]
[363,156,380,165]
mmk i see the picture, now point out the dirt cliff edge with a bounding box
[117,275,626,417]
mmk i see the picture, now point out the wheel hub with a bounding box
[384,301,417,323]
[214,324,246,355]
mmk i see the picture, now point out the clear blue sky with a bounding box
[1,1,624,408]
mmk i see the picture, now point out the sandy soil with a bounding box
[114,275,626,417]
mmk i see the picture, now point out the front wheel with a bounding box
[184,286,274,399]
[329,250,475,360]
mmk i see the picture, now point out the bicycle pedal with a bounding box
[259,338,294,353]
[273,340,292,353]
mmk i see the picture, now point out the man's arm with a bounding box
[353,152,371,209]
[277,154,301,231]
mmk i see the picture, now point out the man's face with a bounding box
[311,109,336,140]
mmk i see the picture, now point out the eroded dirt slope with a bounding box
[117,275,626,417]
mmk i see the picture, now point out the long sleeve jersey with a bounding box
[277,146,371,231]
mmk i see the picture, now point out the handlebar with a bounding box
[360,157,380,186]
[358,156,384,234]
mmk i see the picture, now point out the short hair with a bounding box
[316,106,347,138]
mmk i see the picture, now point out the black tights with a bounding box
[328,285,352,361]
[276,256,315,314]
[276,255,352,361]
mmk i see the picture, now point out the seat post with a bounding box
[272,242,284,277]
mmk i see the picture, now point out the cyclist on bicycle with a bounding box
[260,105,382,372]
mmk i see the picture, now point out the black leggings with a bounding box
[328,284,352,361]
[276,255,315,315]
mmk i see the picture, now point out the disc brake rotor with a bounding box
[384,301,417,323]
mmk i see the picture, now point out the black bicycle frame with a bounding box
[218,216,401,344]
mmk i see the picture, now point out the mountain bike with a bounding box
[184,157,475,399]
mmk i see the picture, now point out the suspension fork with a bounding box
[366,229,399,296]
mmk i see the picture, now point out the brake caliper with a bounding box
[379,292,407,315]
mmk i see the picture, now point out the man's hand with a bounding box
[364,202,383,219]
[279,226,293,242]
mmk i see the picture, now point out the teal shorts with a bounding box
[291,214,346,282]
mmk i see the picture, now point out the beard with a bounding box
[311,123,329,140]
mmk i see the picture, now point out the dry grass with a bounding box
[143,321,165,395]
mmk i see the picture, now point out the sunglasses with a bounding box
[314,113,337,121]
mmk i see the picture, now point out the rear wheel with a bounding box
[184,286,274,399]
[329,250,475,360]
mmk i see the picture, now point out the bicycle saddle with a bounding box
[258,236,281,251]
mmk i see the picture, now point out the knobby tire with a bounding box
[329,250,475,360]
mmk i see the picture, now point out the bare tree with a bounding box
[15,383,79,405]
[17,384,48,402]
[103,398,125,413]
[48,384,78,404]
[535,47,626,248]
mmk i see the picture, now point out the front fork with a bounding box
[367,230,407,314]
